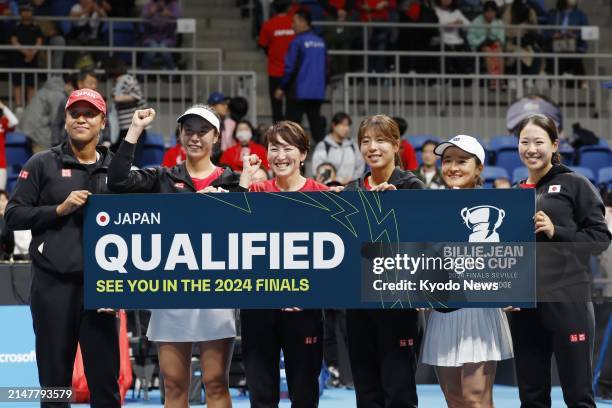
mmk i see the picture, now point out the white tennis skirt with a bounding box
[146,309,236,343]
[421,308,514,367]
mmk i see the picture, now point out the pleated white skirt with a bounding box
[146,309,236,342]
[421,308,513,367]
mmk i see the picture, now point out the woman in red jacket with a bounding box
[219,120,269,172]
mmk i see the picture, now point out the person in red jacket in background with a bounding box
[0,100,19,189]
[162,126,186,168]
[219,120,269,172]
[258,0,296,123]
[392,116,418,171]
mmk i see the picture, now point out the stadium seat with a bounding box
[512,167,528,184]
[139,132,165,168]
[482,166,509,187]
[558,141,575,165]
[569,166,596,184]
[575,146,611,176]
[100,22,139,64]
[5,132,32,178]
[405,135,439,150]
[494,148,523,176]
[598,166,612,190]
[488,135,517,152]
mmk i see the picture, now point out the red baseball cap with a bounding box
[65,88,107,115]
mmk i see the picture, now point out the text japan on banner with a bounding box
[84,189,536,309]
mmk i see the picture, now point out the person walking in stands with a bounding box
[511,114,611,408]
[239,121,328,408]
[108,104,241,408]
[344,114,425,408]
[275,9,327,144]
[259,0,296,123]
[421,135,514,408]
[414,139,446,189]
[5,88,120,407]
[311,112,364,184]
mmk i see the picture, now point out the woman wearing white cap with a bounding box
[421,135,513,408]
[108,104,243,408]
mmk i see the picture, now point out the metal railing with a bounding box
[0,44,223,72]
[0,68,257,140]
[332,71,612,140]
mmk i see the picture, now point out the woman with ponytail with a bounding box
[510,114,611,407]
[344,114,425,408]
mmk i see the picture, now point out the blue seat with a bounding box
[576,146,611,176]
[598,166,612,189]
[5,131,28,146]
[513,167,529,184]
[6,132,32,174]
[139,132,165,168]
[144,132,165,147]
[482,166,509,183]
[488,135,517,152]
[569,166,596,184]
[494,148,523,175]
[100,22,138,64]
[558,141,575,165]
[405,135,440,150]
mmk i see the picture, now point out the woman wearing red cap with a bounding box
[421,135,513,408]
[108,105,241,408]
[5,88,121,407]
[239,121,328,408]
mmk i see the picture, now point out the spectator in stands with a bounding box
[467,1,505,90]
[314,161,338,185]
[66,0,106,69]
[393,117,418,171]
[548,0,589,84]
[493,177,511,188]
[0,101,18,189]
[162,126,186,167]
[221,96,249,153]
[10,3,42,109]
[322,0,356,76]
[434,0,474,77]
[357,0,393,73]
[106,56,146,166]
[258,0,296,123]
[414,139,446,188]
[101,0,135,17]
[276,9,327,144]
[398,0,440,74]
[32,0,66,69]
[219,120,269,172]
[19,76,72,152]
[51,70,111,148]
[141,0,182,70]
[312,112,364,184]
[502,0,542,85]
[208,92,230,121]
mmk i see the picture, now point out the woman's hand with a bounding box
[329,185,345,193]
[281,307,303,312]
[125,109,156,144]
[502,306,521,312]
[239,154,262,188]
[56,190,90,216]
[370,182,397,192]
[198,186,228,194]
[534,210,555,239]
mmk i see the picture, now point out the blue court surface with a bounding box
[2,386,611,407]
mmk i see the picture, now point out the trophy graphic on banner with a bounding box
[460,205,505,243]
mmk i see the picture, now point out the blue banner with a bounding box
[84,189,536,309]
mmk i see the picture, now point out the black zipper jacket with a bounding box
[344,167,425,191]
[522,164,611,291]
[5,142,113,275]
[107,140,245,194]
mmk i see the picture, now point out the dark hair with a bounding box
[78,69,97,83]
[294,9,312,26]
[435,0,457,10]
[358,115,403,168]
[515,114,562,165]
[264,121,310,155]
[391,117,408,136]
[233,119,255,140]
[483,1,498,13]
[273,0,292,13]
[316,161,337,174]
[604,191,612,207]
[330,112,351,130]
[104,56,128,79]
[0,190,9,201]
[556,0,574,10]
[422,139,438,150]
[229,97,248,120]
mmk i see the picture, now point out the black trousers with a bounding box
[241,309,323,408]
[509,302,596,408]
[268,76,284,123]
[346,309,421,408]
[30,266,120,408]
[286,99,324,144]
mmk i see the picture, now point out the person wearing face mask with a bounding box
[511,114,611,408]
[219,120,269,172]
[311,112,364,185]
[421,135,514,408]
[344,115,425,408]
[108,104,245,408]
[5,89,121,407]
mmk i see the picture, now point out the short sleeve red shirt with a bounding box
[249,178,329,192]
